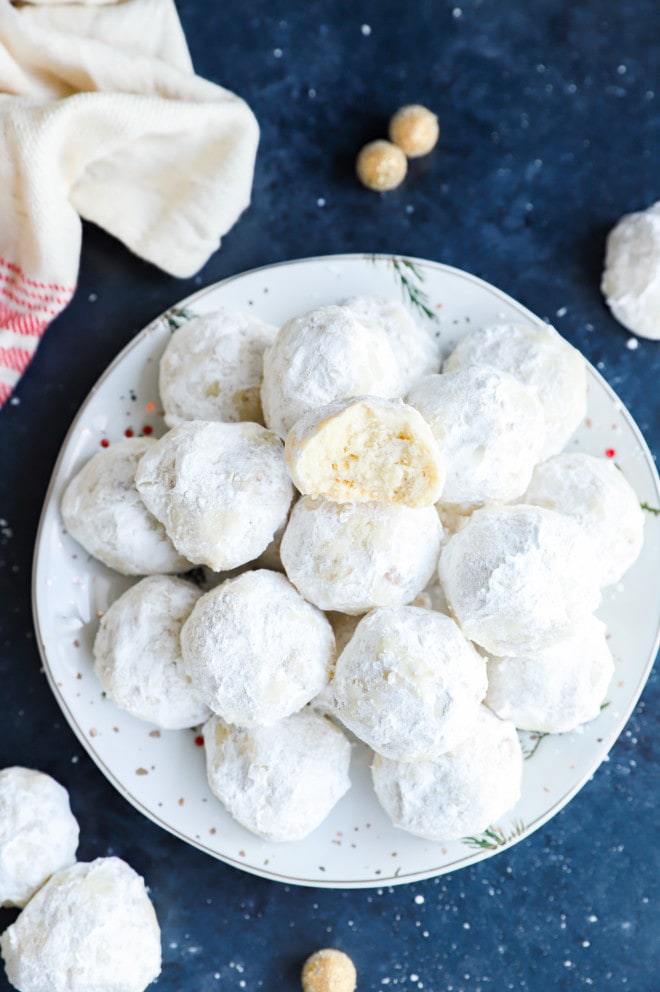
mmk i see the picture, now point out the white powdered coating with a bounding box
[284,396,445,507]
[372,705,523,841]
[342,295,442,390]
[443,322,586,459]
[407,366,545,506]
[93,576,210,730]
[0,857,161,992]
[159,308,277,427]
[522,452,645,587]
[281,496,443,614]
[260,304,403,438]
[331,606,488,761]
[601,200,660,340]
[180,569,335,726]
[203,710,351,841]
[438,504,601,655]
[61,437,190,576]
[134,421,294,572]
[0,768,79,909]
[486,614,614,733]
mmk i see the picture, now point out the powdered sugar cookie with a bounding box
[61,437,190,576]
[159,308,277,427]
[372,705,522,841]
[284,396,445,507]
[180,569,334,726]
[280,496,443,614]
[0,857,161,992]
[438,504,601,655]
[203,710,351,841]
[0,768,79,909]
[407,366,545,506]
[486,614,614,733]
[134,420,293,572]
[522,451,645,587]
[93,575,209,730]
[331,606,487,761]
[260,304,403,438]
[601,200,660,340]
[443,322,586,459]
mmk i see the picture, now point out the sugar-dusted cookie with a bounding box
[601,200,660,340]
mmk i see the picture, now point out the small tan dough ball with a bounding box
[389,103,439,157]
[301,948,357,992]
[356,139,407,191]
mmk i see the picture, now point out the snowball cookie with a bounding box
[372,705,522,841]
[281,496,443,614]
[331,606,487,761]
[203,709,351,841]
[134,420,293,572]
[0,768,79,909]
[407,366,545,506]
[284,396,445,507]
[444,322,586,460]
[159,307,277,427]
[61,437,190,576]
[180,569,335,726]
[260,304,403,438]
[522,452,645,587]
[601,200,660,340]
[342,295,441,391]
[0,857,161,992]
[486,614,614,733]
[93,576,210,729]
[438,504,601,656]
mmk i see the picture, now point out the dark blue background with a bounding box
[1,2,658,989]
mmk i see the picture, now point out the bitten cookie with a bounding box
[0,857,161,992]
[331,606,487,761]
[180,569,335,726]
[284,396,445,507]
[443,322,586,459]
[159,307,277,426]
[61,437,191,576]
[203,710,351,841]
[0,768,79,909]
[601,200,660,340]
[372,705,523,841]
[260,304,402,438]
[134,420,293,572]
[280,496,443,614]
[93,575,210,730]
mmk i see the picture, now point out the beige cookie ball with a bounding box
[301,948,357,992]
[356,139,407,191]
[389,103,439,157]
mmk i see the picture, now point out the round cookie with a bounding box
[331,606,488,761]
[93,575,210,730]
[372,705,523,841]
[180,569,335,726]
[284,396,445,507]
[443,322,586,459]
[280,496,443,614]
[260,304,403,438]
[134,420,293,572]
[61,437,191,576]
[601,200,660,340]
[158,307,277,427]
[203,709,351,841]
[486,614,614,733]
[0,768,79,909]
[342,295,441,390]
[438,504,602,655]
[522,451,645,587]
[0,857,161,992]
[407,366,545,506]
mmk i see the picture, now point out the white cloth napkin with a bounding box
[0,0,259,407]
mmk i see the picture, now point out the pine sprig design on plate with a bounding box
[641,501,660,516]
[366,254,439,322]
[164,306,197,331]
[462,820,527,851]
[519,729,549,760]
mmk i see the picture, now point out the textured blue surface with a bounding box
[0,1,658,989]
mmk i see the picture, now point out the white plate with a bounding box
[32,254,660,889]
